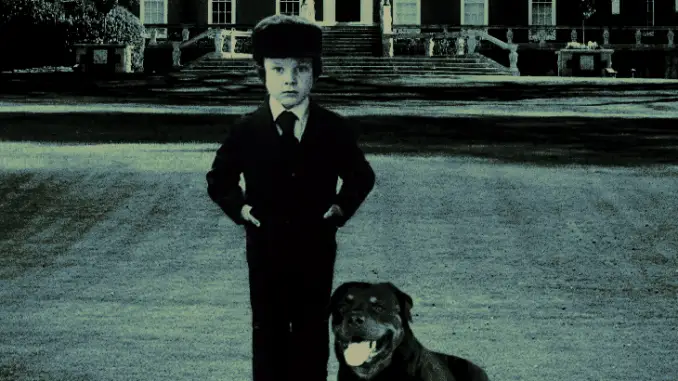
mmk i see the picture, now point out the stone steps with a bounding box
[321,25,381,56]
[173,28,513,80]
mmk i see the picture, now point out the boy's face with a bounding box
[263,57,314,109]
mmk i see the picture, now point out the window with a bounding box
[278,0,301,16]
[140,0,167,38]
[528,0,556,41]
[392,0,421,25]
[210,0,235,24]
[612,0,620,15]
[461,0,488,26]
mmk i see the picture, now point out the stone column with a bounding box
[301,0,316,22]
[137,41,145,72]
[115,45,133,73]
[149,28,158,45]
[668,29,675,48]
[323,0,336,25]
[381,0,392,34]
[509,44,519,76]
[383,36,394,57]
[172,41,181,68]
[426,38,435,57]
[635,29,642,46]
[230,28,237,56]
[455,36,465,56]
[603,28,610,46]
[213,29,225,58]
[467,30,477,54]
[361,0,373,25]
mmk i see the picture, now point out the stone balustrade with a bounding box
[142,21,675,73]
[143,25,253,69]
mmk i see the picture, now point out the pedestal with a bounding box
[556,49,614,77]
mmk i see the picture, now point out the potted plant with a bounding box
[579,0,596,45]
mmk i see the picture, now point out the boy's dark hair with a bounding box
[251,14,324,81]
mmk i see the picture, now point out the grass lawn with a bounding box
[1,142,677,381]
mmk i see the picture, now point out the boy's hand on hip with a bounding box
[323,204,344,220]
[241,205,261,227]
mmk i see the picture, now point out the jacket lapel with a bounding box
[248,96,283,150]
[299,98,325,149]
[247,96,327,154]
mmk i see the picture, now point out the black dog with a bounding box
[329,282,490,381]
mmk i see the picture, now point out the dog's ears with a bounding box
[327,281,371,316]
[385,282,414,323]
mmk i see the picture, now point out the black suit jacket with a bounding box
[206,96,375,232]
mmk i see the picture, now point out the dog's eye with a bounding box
[372,304,385,312]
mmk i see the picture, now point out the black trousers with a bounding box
[246,223,338,381]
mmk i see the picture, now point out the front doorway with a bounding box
[336,0,361,22]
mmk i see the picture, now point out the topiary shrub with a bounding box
[63,1,105,45]
[101,6,145,72]
[0,0,70,69]
[64,1,145,72]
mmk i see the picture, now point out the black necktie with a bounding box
[276,111,298,143]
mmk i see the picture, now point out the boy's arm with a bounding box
[332,120,376,227]
[206,124,248,226]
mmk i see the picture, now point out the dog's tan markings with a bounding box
[369,296,378,303]
[347,294,354,300]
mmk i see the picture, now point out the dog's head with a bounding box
[328,281,414,379]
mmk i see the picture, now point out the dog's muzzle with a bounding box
[335,313,398,368]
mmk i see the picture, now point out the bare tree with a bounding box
[580,0,596,44]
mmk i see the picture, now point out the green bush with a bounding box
[0,0,70,69]
[0,0,65,25]
[63,1,105,45]
[101,6,145,72]
[0,0,145,71]
[64,2,145,72]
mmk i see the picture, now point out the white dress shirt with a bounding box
[269,96,310,142]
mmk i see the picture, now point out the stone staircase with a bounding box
[322,55,513,77]
[170,24,514,81]
[321,25,381,56]
[173,53,512,81]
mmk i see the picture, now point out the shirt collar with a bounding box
[269,95,310,123]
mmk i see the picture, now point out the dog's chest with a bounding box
[338,364,420,381]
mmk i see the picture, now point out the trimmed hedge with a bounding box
[0,0,144,72]
[0,0,70,70]
[65,2,145,72]
[102,6,145,72]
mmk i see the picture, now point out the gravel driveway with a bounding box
[1,142,677,381]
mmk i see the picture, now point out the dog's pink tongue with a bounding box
[344,341,373,366]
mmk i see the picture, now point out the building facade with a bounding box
[136,0,678,29]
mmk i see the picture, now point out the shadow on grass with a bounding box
[0,358,92,381]
[0,171,138,279]
[1,113,678,167]
[3,73,678,106]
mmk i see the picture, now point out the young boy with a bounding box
[206,14,376,381]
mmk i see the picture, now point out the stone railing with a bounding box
[477,30,519,75]
[143,23,253,68]
[480,25,675,48]
[379,1,517,74]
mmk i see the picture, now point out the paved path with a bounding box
[1,142,677,381]
[2,75,678,118]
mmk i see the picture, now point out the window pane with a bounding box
[394,0,418,24]
[144,0,164,23]
[212,0,233,23]
[280,0,300,16]
[531,0,553,26]
[464,0,485,25]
